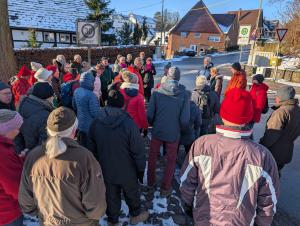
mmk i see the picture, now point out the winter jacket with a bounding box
[113,64,124,76]
[70,61,83,74]
[51,76,61,106]
[93,75,102,99]
[73,74,101,134]
[199,62,214,79]
[191,85,220,120]
[142,63,156,96]
[209,74,223,98]
[128,66,145,96]
[11,66,32,107]
[147,80,190,142]
[15,95,54,152]
[260,99,300,166]
[180,101,202,146]
[19,138,106,226]
[120,87,148,129]
[88,107,146,184]
[0,136,24,225]
[0,100,15,110]
[225,70,247,95]
[101,66,114,91]
[126,59,134,67]
[250,83,269,123]
[180,125,280,226]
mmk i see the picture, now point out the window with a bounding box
[43,32,55,42]
[208,36,221,42]
[72,35,77,44]
[194,33,201,38]
[60,34,70,43]
[181,32,188,38]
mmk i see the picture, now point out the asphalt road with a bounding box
[155,52,300,225]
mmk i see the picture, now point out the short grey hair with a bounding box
[204,57,211,62]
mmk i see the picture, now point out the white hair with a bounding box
[45,119,78,159]
[74,54,81,60]
[204,57,211,62]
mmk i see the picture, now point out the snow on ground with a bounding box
[279,57,300,71]
[153,56,189,64]
[265,78,300,88]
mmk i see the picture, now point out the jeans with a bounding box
[105,181,141,224]
[4,215,23,226]
[147,137,179,191]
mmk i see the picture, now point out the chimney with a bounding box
[238,8,242,22]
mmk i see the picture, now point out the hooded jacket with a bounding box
[11,66,32,106]
[0,136,24,225]
[88,107,146,184]
[147,81,190,142]
[250,83,269,123]
[72,74,101,133]
[180,125,280,226]
[225,70,247,95]
[260,99,300,166]
[19,138,106,226]
[15,95,54,152]
[120,88,148,129]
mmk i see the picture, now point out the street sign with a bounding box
[276,28,288,42]
[238,25,251,45]
[77,20,101,46]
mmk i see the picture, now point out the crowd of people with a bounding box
[0,51,300,226]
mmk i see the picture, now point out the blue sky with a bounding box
[109,0,281,20]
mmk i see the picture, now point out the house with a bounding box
[8,0,91,48]
[166,0,239,58]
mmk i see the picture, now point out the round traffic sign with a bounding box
[241,28,249,35]
[81,24,95,38]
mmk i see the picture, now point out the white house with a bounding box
[8,0,92,48]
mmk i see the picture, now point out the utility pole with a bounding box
[161,0,164,46]
[249,0,263,65]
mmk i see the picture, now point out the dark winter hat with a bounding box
[167,66,181,81]
[107,88,124,108]
[101,57,109,61]
[32,82,54,99]
[231,62,242,71]
[47,107,76,132]
[0,110,23,135]
[220,88,254,125]
[0,82,10,91]
[252,74,264,84]
[277,86,296,102]
[164,62,172,70]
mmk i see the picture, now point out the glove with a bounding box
[182,202,193,218]
[143,129,148,138]
[137,171,145,184]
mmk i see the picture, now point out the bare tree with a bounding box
[0,0,17,82]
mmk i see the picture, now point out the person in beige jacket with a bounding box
[19,107,106,226]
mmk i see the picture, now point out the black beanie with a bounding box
[252,74,264,84]
[232,62,241,71]
[32,82,54,99]
[107,89,124,108]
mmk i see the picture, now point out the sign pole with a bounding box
[239,45,243,62]
[273,42,280,81]
[88,47,92,66]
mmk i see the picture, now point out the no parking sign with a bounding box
[77,20,101,46]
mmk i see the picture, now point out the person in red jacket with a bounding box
[250,74,269,123]
[0,110,24,226]
[11,66,32,107]
[224,62,247,96]
[128,57,144,96]
[120,72,148,136]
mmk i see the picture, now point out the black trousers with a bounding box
[105,181,141,224]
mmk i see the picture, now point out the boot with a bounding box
[130,211,149,225]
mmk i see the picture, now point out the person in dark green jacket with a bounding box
[101,57,115,105]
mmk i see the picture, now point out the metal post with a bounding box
[273,42,280,81]
[161,0,164,46]
[88,47,91,66]
[239,45,243,62]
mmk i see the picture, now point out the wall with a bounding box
[14,45,156,69]
[167,32,226,58]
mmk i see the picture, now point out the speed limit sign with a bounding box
[77,19,101,46]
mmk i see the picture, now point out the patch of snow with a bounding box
[273,79,300,87]
[151,191,168,214]
[278,57,300,71]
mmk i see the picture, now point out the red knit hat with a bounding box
[46,65,57,74]
[220,88,254,125]
[16,65,31,79]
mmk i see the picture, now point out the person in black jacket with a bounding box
[0,82,15,110]
[88,88,149,226]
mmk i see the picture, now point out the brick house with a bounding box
[166,0,263,58]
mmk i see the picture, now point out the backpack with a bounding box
[262,98,269,114]
[61,81,76,108]
[197,91,211,119]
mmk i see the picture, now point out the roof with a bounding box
[228,9,262,30]
[171,1,221,34]
[129,14,156,25]
[212,14,236,33]
[8,0,91,32]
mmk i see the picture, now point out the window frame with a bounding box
[43,32,55,43]
[208,36,221,42]
[194,32,201,38]
[59,33,71,43]
[181,32,188,38]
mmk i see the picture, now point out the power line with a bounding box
[118,1,163,13]
[190,0,232,11]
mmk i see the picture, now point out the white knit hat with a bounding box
[34,68,52,82]
[30,62,42,72]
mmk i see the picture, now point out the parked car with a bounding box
[176,49,197,57]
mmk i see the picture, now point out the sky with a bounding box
[109,0,281,20]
